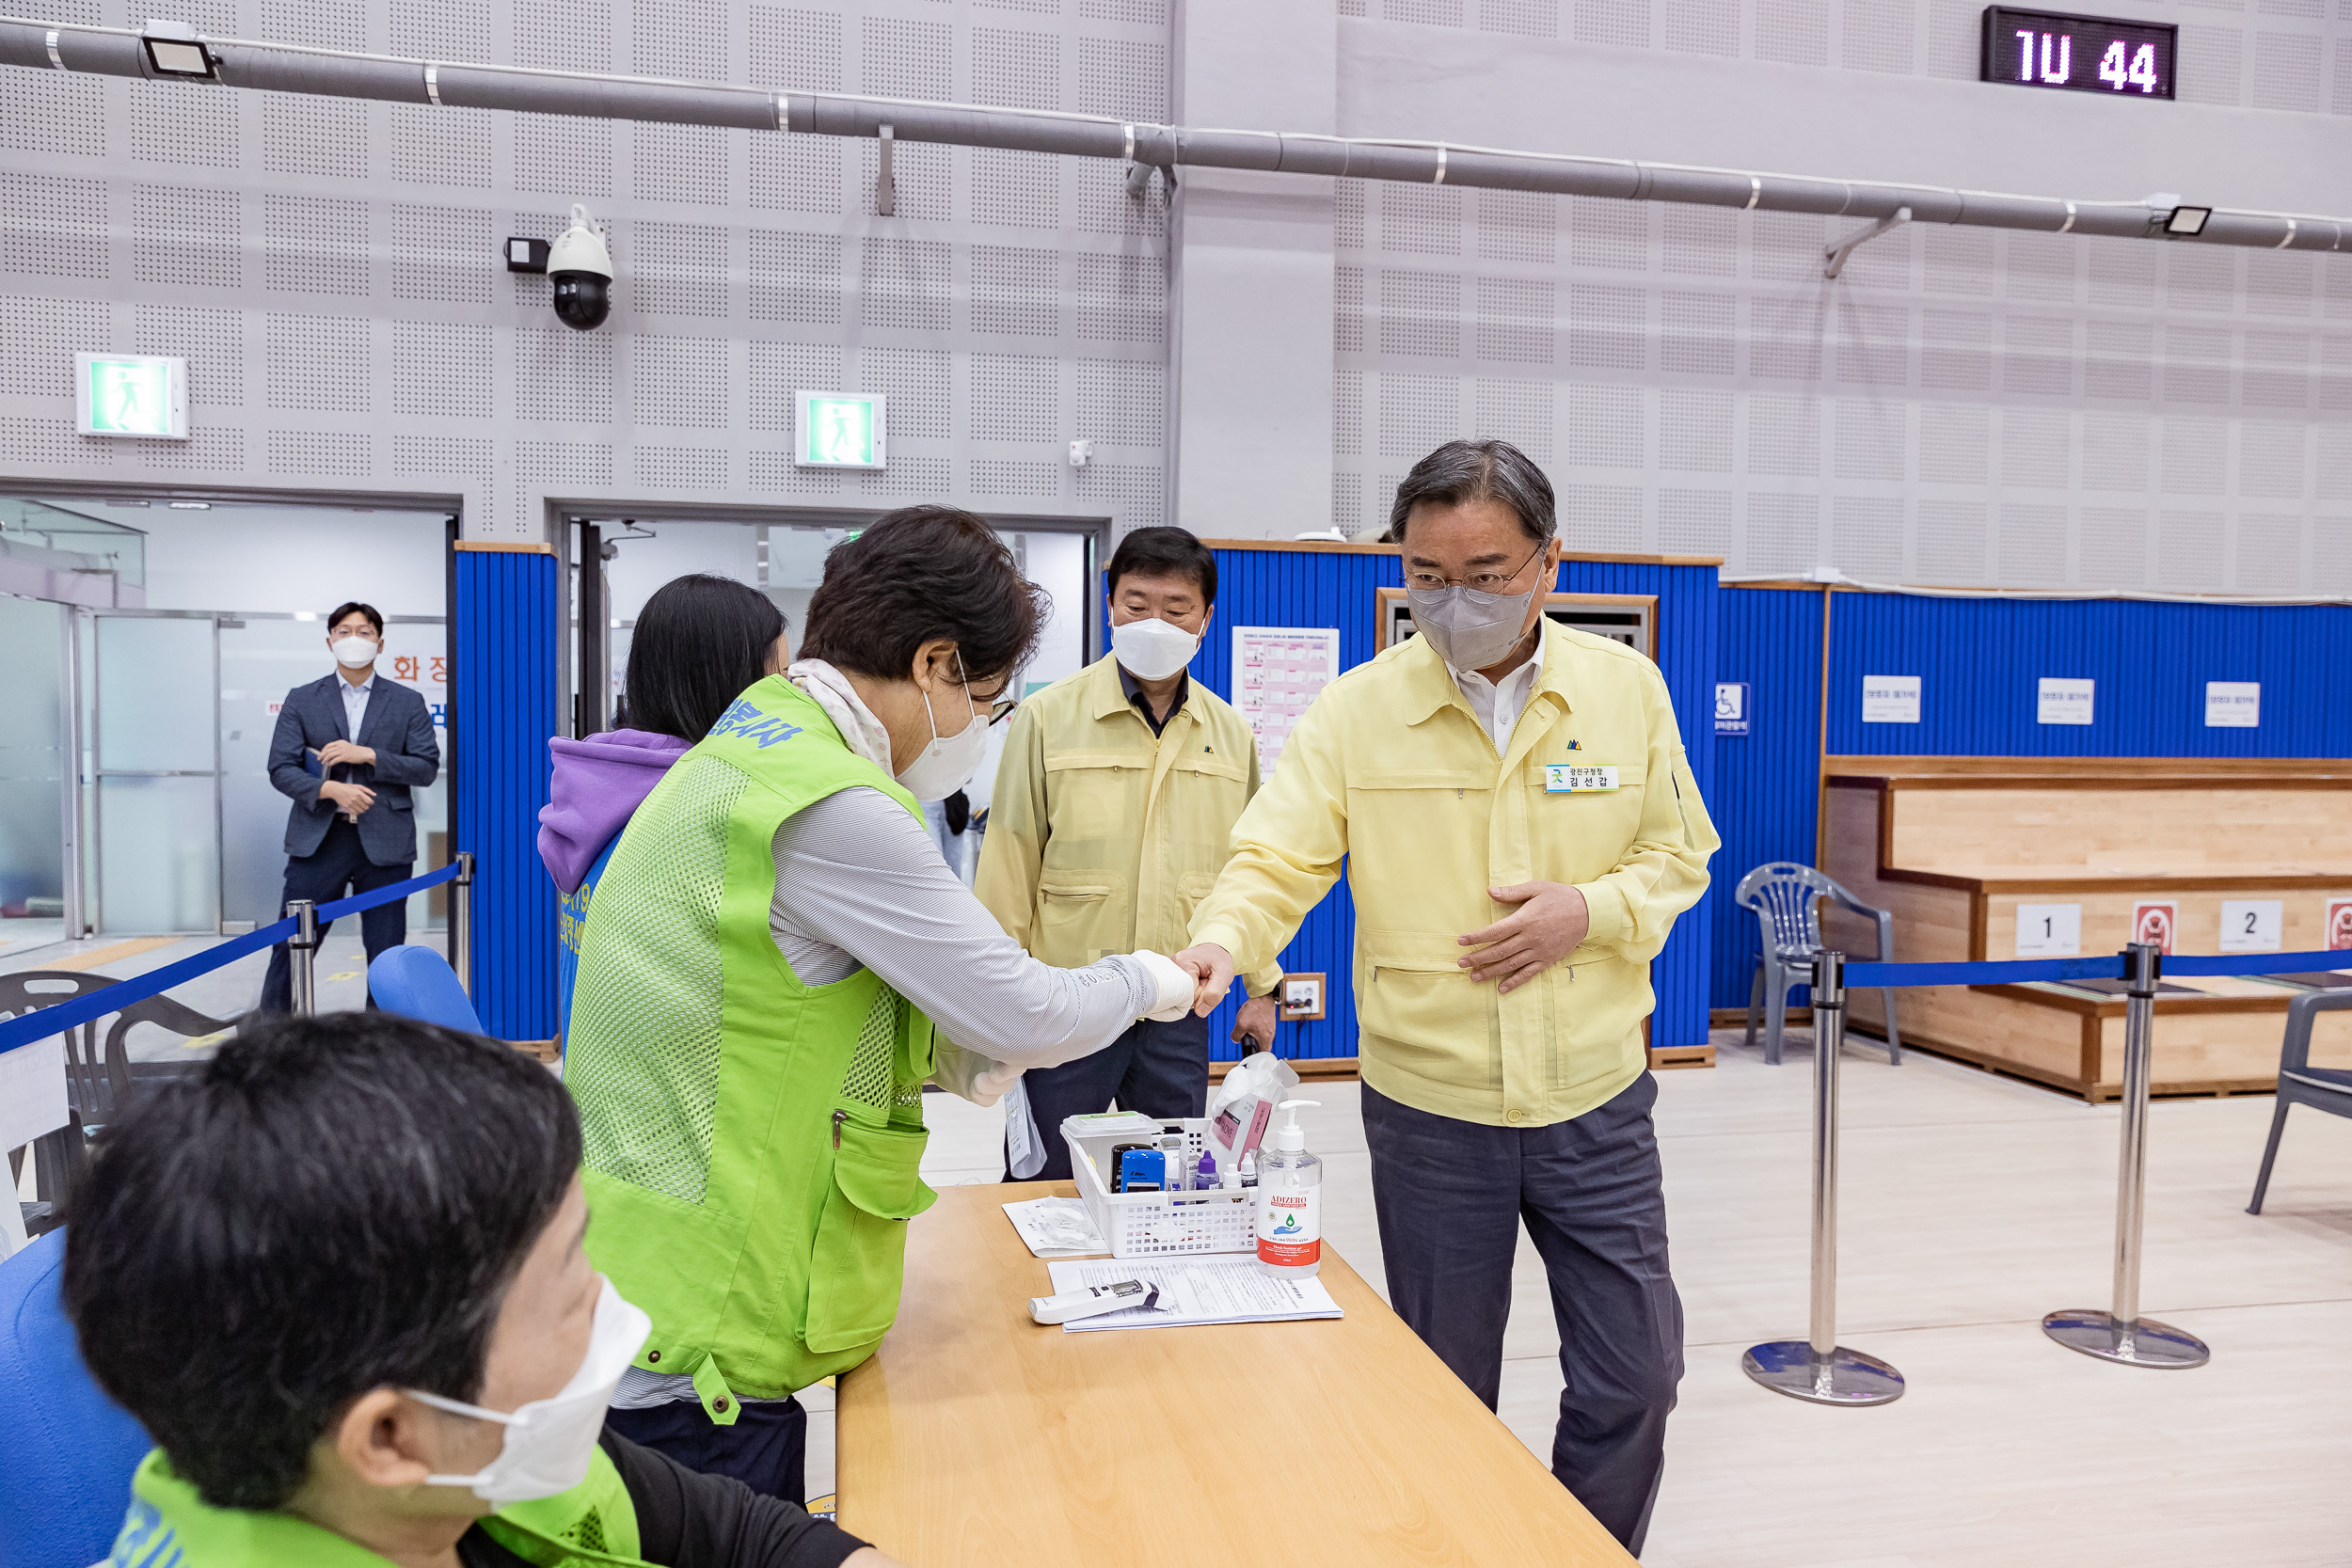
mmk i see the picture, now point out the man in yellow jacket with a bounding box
[977,526,1281,1180]
[1176,440,1718,1554]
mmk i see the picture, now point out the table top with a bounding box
[835,1180,1636,1567]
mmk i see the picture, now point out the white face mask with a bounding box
[408,1277,650,1506]
[1110,615,1201,682]
[331,634,379,669]
[895,654,992,803]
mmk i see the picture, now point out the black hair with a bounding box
[800,505,1046,685]
[326,601,384,636]
[618,573,788,740]
[1105,526,1217,607]
[1384,438,1557,545]
[63,1012,581,1512]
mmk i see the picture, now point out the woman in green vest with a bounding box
[568,506,1199,1503]
[66,1010,896,1568]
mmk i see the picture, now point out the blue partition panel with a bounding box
[1825,594,2352,757]
[1710,586,2352,1009]
[453,546,560,1041]
[1708,585,1826,1012]
[1190,546,1719,1055]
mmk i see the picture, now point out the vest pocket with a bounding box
[803,1119,937,1355]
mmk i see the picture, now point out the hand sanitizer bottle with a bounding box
[1254,1100,1322,1277]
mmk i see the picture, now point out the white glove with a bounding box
[975,1060,1025,1102]
[1131,949,1198,1022]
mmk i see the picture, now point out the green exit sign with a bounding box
[795,390,885,468]
[77,353,189,439]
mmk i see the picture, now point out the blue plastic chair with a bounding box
[0,1231,153,1568]
[1733,862,1903,1067]
[366,945,485,1036]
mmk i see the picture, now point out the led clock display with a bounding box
[1980,7,2177,100]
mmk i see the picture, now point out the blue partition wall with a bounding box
[453,545,561,1041]
[1709,586,2352,1010]
[1189,545,1720,1056]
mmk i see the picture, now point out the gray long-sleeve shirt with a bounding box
[769,785,1158,1067]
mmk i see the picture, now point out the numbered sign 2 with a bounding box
[2218,899,2283,954]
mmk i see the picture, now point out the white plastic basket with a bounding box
[1064,1116,1259,1259]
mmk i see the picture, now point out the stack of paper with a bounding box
[1044,1255,1344,1332]
[1002,1196,1110,1259]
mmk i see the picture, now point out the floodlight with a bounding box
[140,20,216,79]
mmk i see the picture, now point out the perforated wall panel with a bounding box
[0,0,1172,546]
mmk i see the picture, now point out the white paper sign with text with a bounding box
[1231,626,1341,779]
[2015,903,2082,957]
[2219,899,2283,953]
[2204,682,2260,728]
[2037,677,2095,726]
[1862,674,1921,724]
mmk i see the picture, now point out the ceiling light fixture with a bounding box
[139,19,217,80]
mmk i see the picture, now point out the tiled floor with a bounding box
[891,1030,2352,1565]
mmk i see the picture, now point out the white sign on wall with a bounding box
[1231,626,1340,778]
[2219,898,2283,953]
[2204,681,2260,728]
[1862,674,1921,724]
[2037,677,2095,725]
[2015,903,2082,957]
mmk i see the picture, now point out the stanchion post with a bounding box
[452,850,475,1000]
[1741,951,1905,1405]
[2042,942,2209,1369]
[287,899,319,1017]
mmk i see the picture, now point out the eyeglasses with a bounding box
[1403,540,1548,595]
[984,694,1020,726]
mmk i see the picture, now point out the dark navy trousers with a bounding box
[1005,1011,1210,1182]
[1360,1072,1682,1555]
[259,816,411,1013]
[604,1396,809,1507]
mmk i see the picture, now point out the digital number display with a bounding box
[1980,8,2176,100]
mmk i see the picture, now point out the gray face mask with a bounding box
[1405,580,1536,673]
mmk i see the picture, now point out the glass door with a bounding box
[89,612,219,933]
[0,594,70,954]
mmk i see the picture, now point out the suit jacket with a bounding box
[267,673,441,864]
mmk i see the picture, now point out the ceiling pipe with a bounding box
[3,15,2345,253]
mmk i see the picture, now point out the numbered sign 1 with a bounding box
[2218,899,2283,953]
[2015,903,2082,958]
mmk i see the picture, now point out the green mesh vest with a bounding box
[108,1445,643,1568]
[566,675,939,1417]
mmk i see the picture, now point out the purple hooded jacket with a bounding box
[536,728,692,895]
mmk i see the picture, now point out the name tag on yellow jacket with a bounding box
[1544,764,1619,793]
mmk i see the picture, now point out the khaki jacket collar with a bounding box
[1396,618,1579,729]
[1084,651,1198,732]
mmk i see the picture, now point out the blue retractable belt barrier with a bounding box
[0,861,465,1055]
[1843,947,2351,990]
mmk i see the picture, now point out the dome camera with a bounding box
[548,203,613,332]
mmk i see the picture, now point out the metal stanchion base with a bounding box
[2041,1310,2209,1369]
[1740,1340,1905,1405]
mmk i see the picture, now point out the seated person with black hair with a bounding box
[63,1012,907,1568]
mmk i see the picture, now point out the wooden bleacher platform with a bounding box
[1819,756,2352,1101]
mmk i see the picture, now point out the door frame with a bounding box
[551,502,1113,740]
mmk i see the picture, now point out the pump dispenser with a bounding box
[1254,1099,1323,1277]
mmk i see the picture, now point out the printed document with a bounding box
[1044,1255,1344,1332]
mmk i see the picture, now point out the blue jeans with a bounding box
[1359,1073,1681,1554]
[604,1396,809,1506]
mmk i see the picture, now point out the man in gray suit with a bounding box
[260,601,442,1011]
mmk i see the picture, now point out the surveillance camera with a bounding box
[548,204,613,332]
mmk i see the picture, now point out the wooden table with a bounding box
[836,1181,1636,1567]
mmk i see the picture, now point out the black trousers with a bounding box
[259,816,411,1012]
[1006,1011,1210,1183]
[604,1396,809,1507]
[1359,1073,1682,1555]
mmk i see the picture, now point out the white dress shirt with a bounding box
[1450,656,1540,754]
[338,669,375,743]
